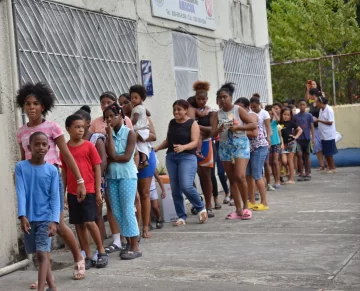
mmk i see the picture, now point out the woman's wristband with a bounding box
[77,178,84,184]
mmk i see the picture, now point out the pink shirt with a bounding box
[90,116,133,135]
[16,120,63,165]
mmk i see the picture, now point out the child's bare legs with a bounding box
[57,212,83,263]
[270,152,281,184]
[286,153,295,183]
[234,158,249,210]
[135,192,142,228]
[264,159,271,186]
[151,199,161,220]
[297,151,304,176]
[316,151,326,169]
[37,251,52,291]
[45,253,56,291]
[85,222,105,254]
[76,224,91,258]
[95,203,105,242]
[223,162,243,216]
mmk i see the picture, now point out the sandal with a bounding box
[119,243,130,256]
[73,258,85,280]
[96,253,108,268]
[214,203,222,209]
[156,219,164,229]
[226,211,243,220]
[104,243,121,254]
[223,196,230,204]
[173,218,186,226]
[241,209,252,220]
[317,166,325,171]
[285,180,295,185]
[198,209,208,224]
[229,200,235,206]
[253,204,269,211]
[84,257,92,270]
[120,250,142,260]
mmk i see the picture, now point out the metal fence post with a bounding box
[331,55,336,105]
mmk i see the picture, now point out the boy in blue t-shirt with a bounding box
[293,100,315,181]
[16,132,60,291]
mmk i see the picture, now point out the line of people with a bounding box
[14,79,338,291]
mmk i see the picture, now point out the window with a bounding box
[14,0,138,105]
[172,32,199,99]
[223,41,269,102]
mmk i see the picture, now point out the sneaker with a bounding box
[255,192,260,201]
[267,184,276,191]
[273,184,282,189]
[207,209,215,218]
[229,199,235,206]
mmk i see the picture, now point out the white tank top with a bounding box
[218,105,247,141]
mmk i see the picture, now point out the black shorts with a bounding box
[68,193,96,224]
[297,139,312,154]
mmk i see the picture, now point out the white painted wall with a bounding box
[0,0,272,265]
[0,0,20,267]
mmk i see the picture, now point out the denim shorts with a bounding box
[281,141,297,154]
[24,221,52,254]
[246,146,268,180]
[219,137,250,161]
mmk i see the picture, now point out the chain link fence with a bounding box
[271,52,360,105]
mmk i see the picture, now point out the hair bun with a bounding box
[80,105,91,114]
[221,83,235,94]
[193,81,210,92]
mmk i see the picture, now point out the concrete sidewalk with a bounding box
[1,167,360,290]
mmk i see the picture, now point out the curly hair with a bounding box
[15,82,55,117]
[103,103,125,122]
[129,85,147,101]
[193,81,210,92]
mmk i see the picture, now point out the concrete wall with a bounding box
[333,104,360,149]
[0,0,20,267]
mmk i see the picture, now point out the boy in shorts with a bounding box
[60,115,108,269]
[16,132,60,291]
[293,100,315,181]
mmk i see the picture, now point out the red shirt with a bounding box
[60,141,102,195]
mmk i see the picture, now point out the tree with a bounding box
[268,0,360,103]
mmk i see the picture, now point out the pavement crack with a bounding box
[328,246,360,281]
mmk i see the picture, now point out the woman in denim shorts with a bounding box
[211,83,257,220]
[235,98,270,211]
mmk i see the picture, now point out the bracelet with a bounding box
[77,178,84,184]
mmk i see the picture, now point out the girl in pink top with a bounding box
[16,82,85,284]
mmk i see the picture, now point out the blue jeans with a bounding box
[246,146,268,180]
[215,141,229,194]
[166,152,204,220]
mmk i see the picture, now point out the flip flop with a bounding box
[198,209,208,224]
[104,243,121,253]
[226,211,243,220]
[253,204,269,211]
[120,250,142,260]
[214,203,222,209]
[30,281,48,290]
[173,218,186,226]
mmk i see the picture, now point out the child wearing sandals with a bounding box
[60,115,108,269]
[279,107,303,184]
[15,83,86,286]
[74,106,107,264]
[104,103,142,260]
[16,132,60,291]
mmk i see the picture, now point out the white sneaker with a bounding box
[267,184,276,191]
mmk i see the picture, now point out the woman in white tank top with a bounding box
[211,83,257,220]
